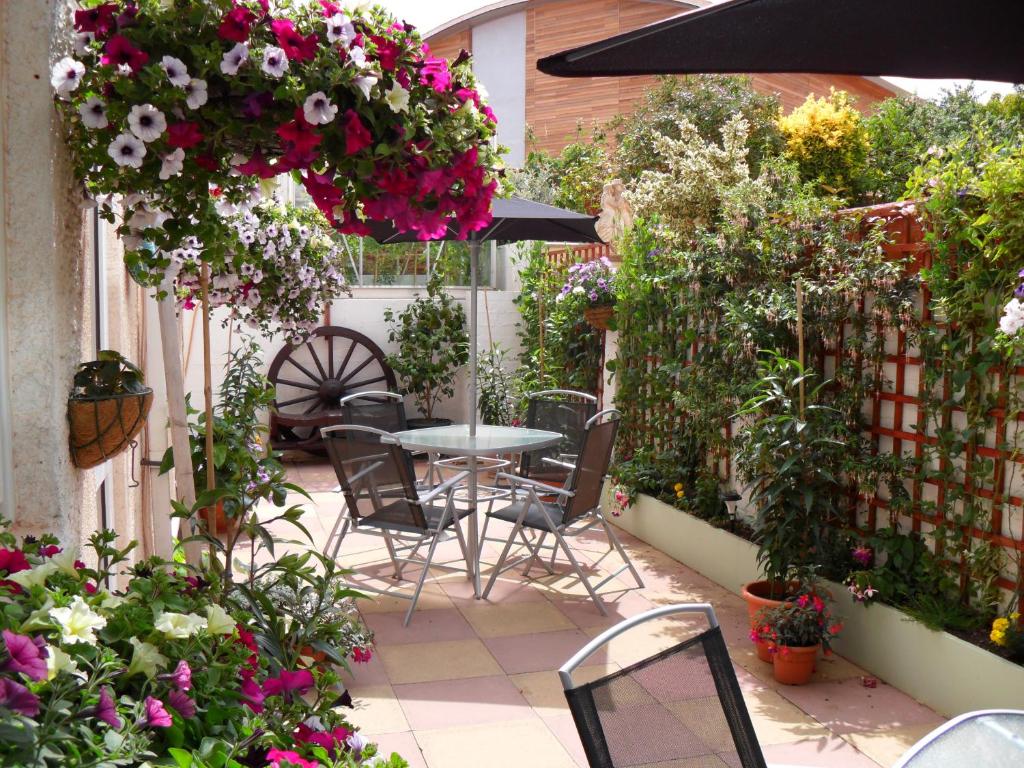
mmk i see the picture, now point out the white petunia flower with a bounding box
[154,611,207,639]
[205,603,235,635]
[8,561,58,590]
[74,32,95,56]
[51,57,85,99]
[302,91,337,125]
[127,637,168,678]
[127,104,167,142]
[384,82,409,113]
[1000,298,1024,335]
[159,148,185,180]
[78,96,108,129]
[261,46,288,78]
[108,133,147,168]
[353,74,378,101]
[221,43,249,76]
[160,55,190,87]
[50,596,107,645]
[47,646,82,680]
[325,13,356,44]
[184,78,208,109]
[51,550,80,577]
[348,46,367,69]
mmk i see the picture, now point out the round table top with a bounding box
[392,424,562,456]
[894,710,1024,767]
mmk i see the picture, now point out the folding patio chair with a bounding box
[481,409,643,615]
[518,389,598,482]
[338,390,408,432]
[320,424,471,626]
[560,604,770,768]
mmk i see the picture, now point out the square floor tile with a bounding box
[842,724,940,767]
[741,688,833,745]
[356,583,455,615]
[777,679,944,736]
[459,600,576,638]
[584,614,704,667]
[443,574,548,603]
[379,639,503,685]
[511,664,619,718]
[363,730,428,768]
[344,685,410,734]
[547,590,657,630]
[364,608,477,646]
[416,719,577,768]
[394,674,533,730]
[484,628,603,675]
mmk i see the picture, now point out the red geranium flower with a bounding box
[101,34,149,73]
[270,19,319,61]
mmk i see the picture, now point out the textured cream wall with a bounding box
[1,0,145,555]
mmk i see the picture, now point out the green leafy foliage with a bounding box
[71,350,148,398]
[477,343,520,426]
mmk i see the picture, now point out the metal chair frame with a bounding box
[320,424,470,626]
[482,409,643,615]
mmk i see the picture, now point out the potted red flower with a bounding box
[752,584,842,685]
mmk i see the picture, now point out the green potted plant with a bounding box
[67,350,153,469]
[735,353,848,659]
[752,584,842,685]
[477,343,520,427]
[384,275,469,427]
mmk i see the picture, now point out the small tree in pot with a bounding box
[384,275,469,424]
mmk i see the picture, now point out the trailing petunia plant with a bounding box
[54,0,502,288]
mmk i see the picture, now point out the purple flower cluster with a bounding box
[558,256,616,308]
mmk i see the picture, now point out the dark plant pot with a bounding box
[68,389,153,469]
[406,417,454,430]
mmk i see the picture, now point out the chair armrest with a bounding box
[417,470,470,504]
[495,472,574,498]
[541,457,576,471]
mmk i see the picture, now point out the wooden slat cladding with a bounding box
[427,0,898,157]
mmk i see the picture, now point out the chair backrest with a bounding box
[561,604,767,768]
[520,389,598,481]
[561,409,619,525]
[320,425,427,530]
[340,391,408,433]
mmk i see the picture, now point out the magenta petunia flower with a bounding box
[101,34,149,73]
[343,110,372,155]
[270,19,319,62]
[166,122,204,150]
[371,35,401,71]
[170,659,191,691]
[266,749,318,768]
[240,676,265,713]
[1,630,48,682]
[74,3,117,36]
[38,545,61,558]
[166,689,196,719]
[218,5,256,43]
[352,646,372,664]
[141,696,173,728]
[95,686,122,728]
[262,668,314,699]
[0,677,40,717]
[419,57,452,92]
[276,109,323,153]
[0,548,30,575]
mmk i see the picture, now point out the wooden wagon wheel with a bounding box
[267,326,397,451]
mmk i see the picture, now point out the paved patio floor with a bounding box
[283,462,945,768]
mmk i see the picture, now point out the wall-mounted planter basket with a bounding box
[68,389,153,469]
[584,305,615,331]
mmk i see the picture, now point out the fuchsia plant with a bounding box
[54,0,501,288]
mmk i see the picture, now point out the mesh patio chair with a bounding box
[560,604,770,768]
[482,409,643,615]
[338,390,408,433]
[519,389,598,482]
[320,424,471,626]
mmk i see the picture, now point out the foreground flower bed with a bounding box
[0,526,400,768]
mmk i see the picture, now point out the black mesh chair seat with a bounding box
[519,389,598,482]
[487,498,562,530]
[358,500,472,535]
[561,605,767,768]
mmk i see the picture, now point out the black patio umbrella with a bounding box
[537,0,1024,83]
[368,195,601,437]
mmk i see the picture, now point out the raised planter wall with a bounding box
[608,489,1024,717]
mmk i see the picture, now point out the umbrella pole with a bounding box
[468,237,481,597]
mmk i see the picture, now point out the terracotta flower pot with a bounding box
[771,643,820,685]
[741,580,789,662]
[198,500,238,538]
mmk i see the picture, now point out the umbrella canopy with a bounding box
[367,195,602,245]
[537,0,1024,83]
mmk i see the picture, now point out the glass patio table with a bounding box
[893,710,1024,767]
[392,424,563,598]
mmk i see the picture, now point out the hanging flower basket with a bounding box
[68,389,154,469]
[584,305,615,331]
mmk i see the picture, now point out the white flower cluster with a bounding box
[1000,298,1024,336]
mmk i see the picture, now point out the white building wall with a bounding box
[471,11,527,168]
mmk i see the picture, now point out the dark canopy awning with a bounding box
[367,196,602,245]
[537,0,1024,83]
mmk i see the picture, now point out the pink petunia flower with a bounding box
[0,548,30,575]
[270,19,319,62]
[419,57,452,92]
[371,35,401,71]
[141,696,173,728]
[276,109,323,153]
[166,689,196,719]
[218,5,256,43]
[240,676,264,713]
[343,109,372,155]
[74,3,117,36]
[0,677,40,717]
[266,749,318,768]
[95,686,121,728]
[262,668,314,699]
[170,659,192,690]
[101,34,149,73]
[1,630,48,682]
